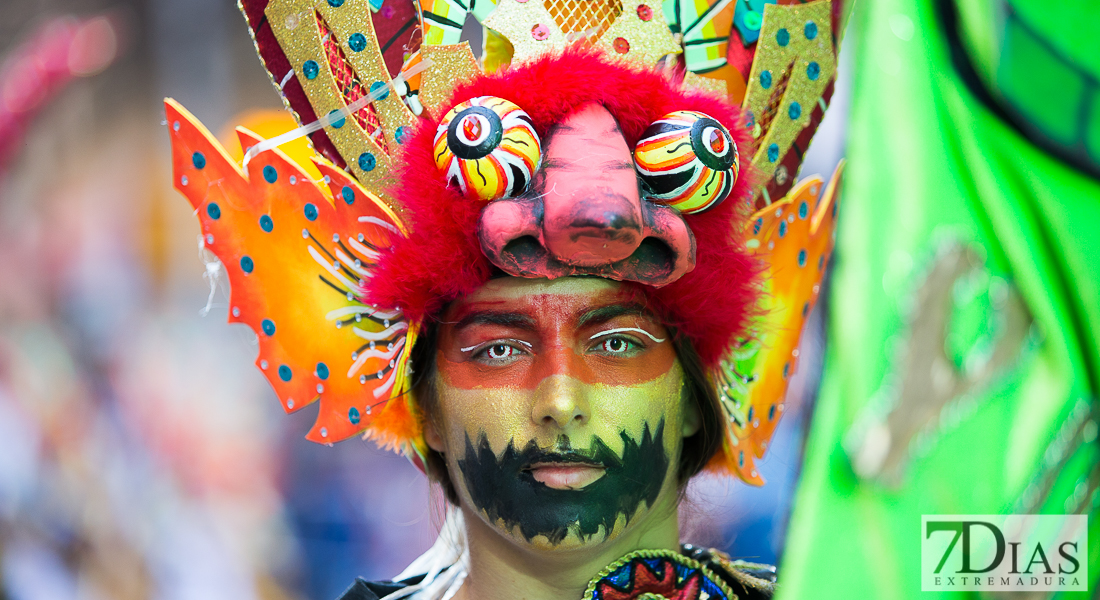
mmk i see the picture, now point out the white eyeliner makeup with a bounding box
[460,339,533,353]
[588,327,666,344]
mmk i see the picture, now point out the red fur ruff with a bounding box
[368,49,760,367]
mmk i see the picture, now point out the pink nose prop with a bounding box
[476,104,696,287]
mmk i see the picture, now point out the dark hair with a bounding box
[409,319,724,504]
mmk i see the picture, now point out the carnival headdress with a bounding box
[166,0,844,484]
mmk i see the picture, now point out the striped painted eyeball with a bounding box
[633,110,739,214]
[433,96,541,201]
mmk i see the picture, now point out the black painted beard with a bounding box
[457,420,669,545]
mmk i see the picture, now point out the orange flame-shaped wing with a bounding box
[713,163,844,484]
[165,98,420,452]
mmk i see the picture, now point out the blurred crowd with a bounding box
[0,1,846,598]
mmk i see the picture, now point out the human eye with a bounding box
[593,336,639,355]
[464,339,531,364]
[587,327,664,357]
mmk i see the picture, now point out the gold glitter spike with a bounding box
[315,0,417,149]
[482,0,567,64]
[595,0,680,67]
[418,43,481,118]
[741,1,836,189]
[682,71,726,94]
[266,0,417,212]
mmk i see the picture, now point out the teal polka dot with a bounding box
[358,152,376,172]
[395,126,408,144]
[206,203,221,219]
[341,186,355,204]
[260,215,273,232]
[328,110,346,129]
[789,102,802,120]
[278,365,292,381]
[348,33,367,52]
[767,143,779,162]
[369,81,389,101]
[240,256,254,273]
[192,152,206,169]
[776,28,790,46]
[798,249,807,267]
[303,60,319,79]
[263,165,278,183]
[304,203,318,221]
[316,362,329,380]
[807,61,821,80]
[804,21,818,40]
[328,0,344,5]
[348,407,361,425]
[760,70,772,89]
[262,319,276,336]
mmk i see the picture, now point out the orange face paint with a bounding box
[436,280,676,390]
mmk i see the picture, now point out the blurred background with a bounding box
[0,1,849,598]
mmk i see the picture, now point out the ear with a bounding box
[423,416,446,453]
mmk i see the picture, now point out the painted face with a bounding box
[425,277,700,550]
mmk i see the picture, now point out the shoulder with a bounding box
[682,545,778,600]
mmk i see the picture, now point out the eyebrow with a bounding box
[545,119,623,141]
[577,303,654,328]
[540,158,635,172]
[451,311,538,332]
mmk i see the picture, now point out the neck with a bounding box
[452,493,682,600]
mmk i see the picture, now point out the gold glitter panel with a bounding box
[741,0,836,187]
[595,0,680,67]
[316,0,417,148]
[265,0,412,210]
[682,71,726,95]
[418,43,481,118]
[482,0,567,64]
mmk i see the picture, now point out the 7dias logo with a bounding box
[922,515,1088,592]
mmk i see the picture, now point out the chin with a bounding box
[496,511,630,553]
[471,484,679,555]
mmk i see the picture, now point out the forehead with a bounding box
[443,277,647,322]
[543,104,627,153]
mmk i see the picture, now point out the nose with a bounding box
[478,195,696,285]
[531,374,590,430]
[475,103,697,286]
[542,186,643,266]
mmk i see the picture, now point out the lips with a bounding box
[527,460,607,490]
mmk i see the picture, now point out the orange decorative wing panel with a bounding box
[165,98,420,451]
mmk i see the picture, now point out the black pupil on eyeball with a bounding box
[608,339,624,352]
[491,344,507,357]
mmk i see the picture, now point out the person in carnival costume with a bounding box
[165,0,846,597]
[782,0,1100,597]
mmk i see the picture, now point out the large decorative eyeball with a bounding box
[633,110,739,214]
[433,96,541,201]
